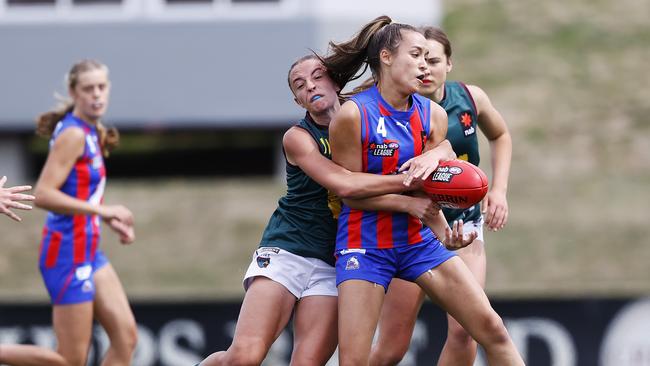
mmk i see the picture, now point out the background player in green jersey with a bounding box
[200,55,457,366]
[370,26,513,366]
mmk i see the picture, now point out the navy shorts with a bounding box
[335,239,455,291]
[39,250,109,305]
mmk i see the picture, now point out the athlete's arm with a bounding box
[467,84,511,230]
[344,193,438,221]
[34,127,134,227]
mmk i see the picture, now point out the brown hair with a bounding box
[420,26,452,60]
[287,54,321,94]
[36,59,119,157]
[320,15,419,92]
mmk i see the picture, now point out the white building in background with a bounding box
[0,0,441,181]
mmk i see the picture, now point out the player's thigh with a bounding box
[291,295,338,364]
[337,280,385,356]
[415,257,496,340]
[454,239,486,287]
[92,263,137,341]
[376,278,424,347]
[52,302,94,364]
[232,276,297,348]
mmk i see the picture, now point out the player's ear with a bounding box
[379,49,392,67]
[447,57,453,73]
[293,97,303,108]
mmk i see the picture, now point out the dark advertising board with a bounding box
[1,297,649,365]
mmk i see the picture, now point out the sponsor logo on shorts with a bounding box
[81,280,93,293]
[257,247,280,254]
[75,265,92,281]
[339,249,367,255]
[345,256,360,270]
[257,256,271,268]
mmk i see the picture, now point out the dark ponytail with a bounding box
[321,15,419,91]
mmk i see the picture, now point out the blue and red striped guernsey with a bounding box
[336,86,437,251]
[39,113,106,268]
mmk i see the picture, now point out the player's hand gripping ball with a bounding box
[423,160,488,209]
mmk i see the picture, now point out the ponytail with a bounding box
[35,99,74,137]
[321,15,419,91]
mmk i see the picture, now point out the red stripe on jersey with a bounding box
[409,109,425,156]
[378,103,392,117]
[376,211,393,248]
[73,161,91,263]
[407,109,425,244]
[361,106,371,172]
[347,209,363,248]
[90,219,99,260]
[407,216,423,245]
[376,139,400,248]
[45,231,63,268]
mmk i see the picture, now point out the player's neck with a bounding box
[377,82,411,111]
[309,104,339,127]
[424,86,445,104]
[72,109,99,126]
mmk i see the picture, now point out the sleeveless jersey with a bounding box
[39,113,106,268]
[336,85,438,251]
[439,81,482,224]
[259,114,340,266]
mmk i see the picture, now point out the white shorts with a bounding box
[243,247,337,299]
[463,216,484,243]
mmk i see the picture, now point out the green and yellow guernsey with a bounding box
[258,114,341,266]
[438,81,482,225]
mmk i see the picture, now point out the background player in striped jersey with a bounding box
[370,26,513,366]
[0,60,137,366]
[199,55,459,366]
[0,176,35,222]
[321,15,523,366]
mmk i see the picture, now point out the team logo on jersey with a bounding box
[430,165,463,183]
[75,265,92,280]
[256,255,271,268]
[370,141,399,157]
[345,256,360,270]
[459,111,476,137]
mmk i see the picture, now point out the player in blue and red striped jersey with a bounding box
[0,60,137,366]
[370,26,514,366]
[321,16,524,366]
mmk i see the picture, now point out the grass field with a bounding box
[1,0,649,301]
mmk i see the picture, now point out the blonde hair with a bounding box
[36,59,119,157]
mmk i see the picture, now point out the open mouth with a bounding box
[310,95,323,102]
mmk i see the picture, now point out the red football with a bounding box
[422,160,488,209]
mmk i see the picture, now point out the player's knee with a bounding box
[113,320,138,354]
[227,340,268,366]
[477,312,510,346]
[447,320,475,348]
[371,344,408,366]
